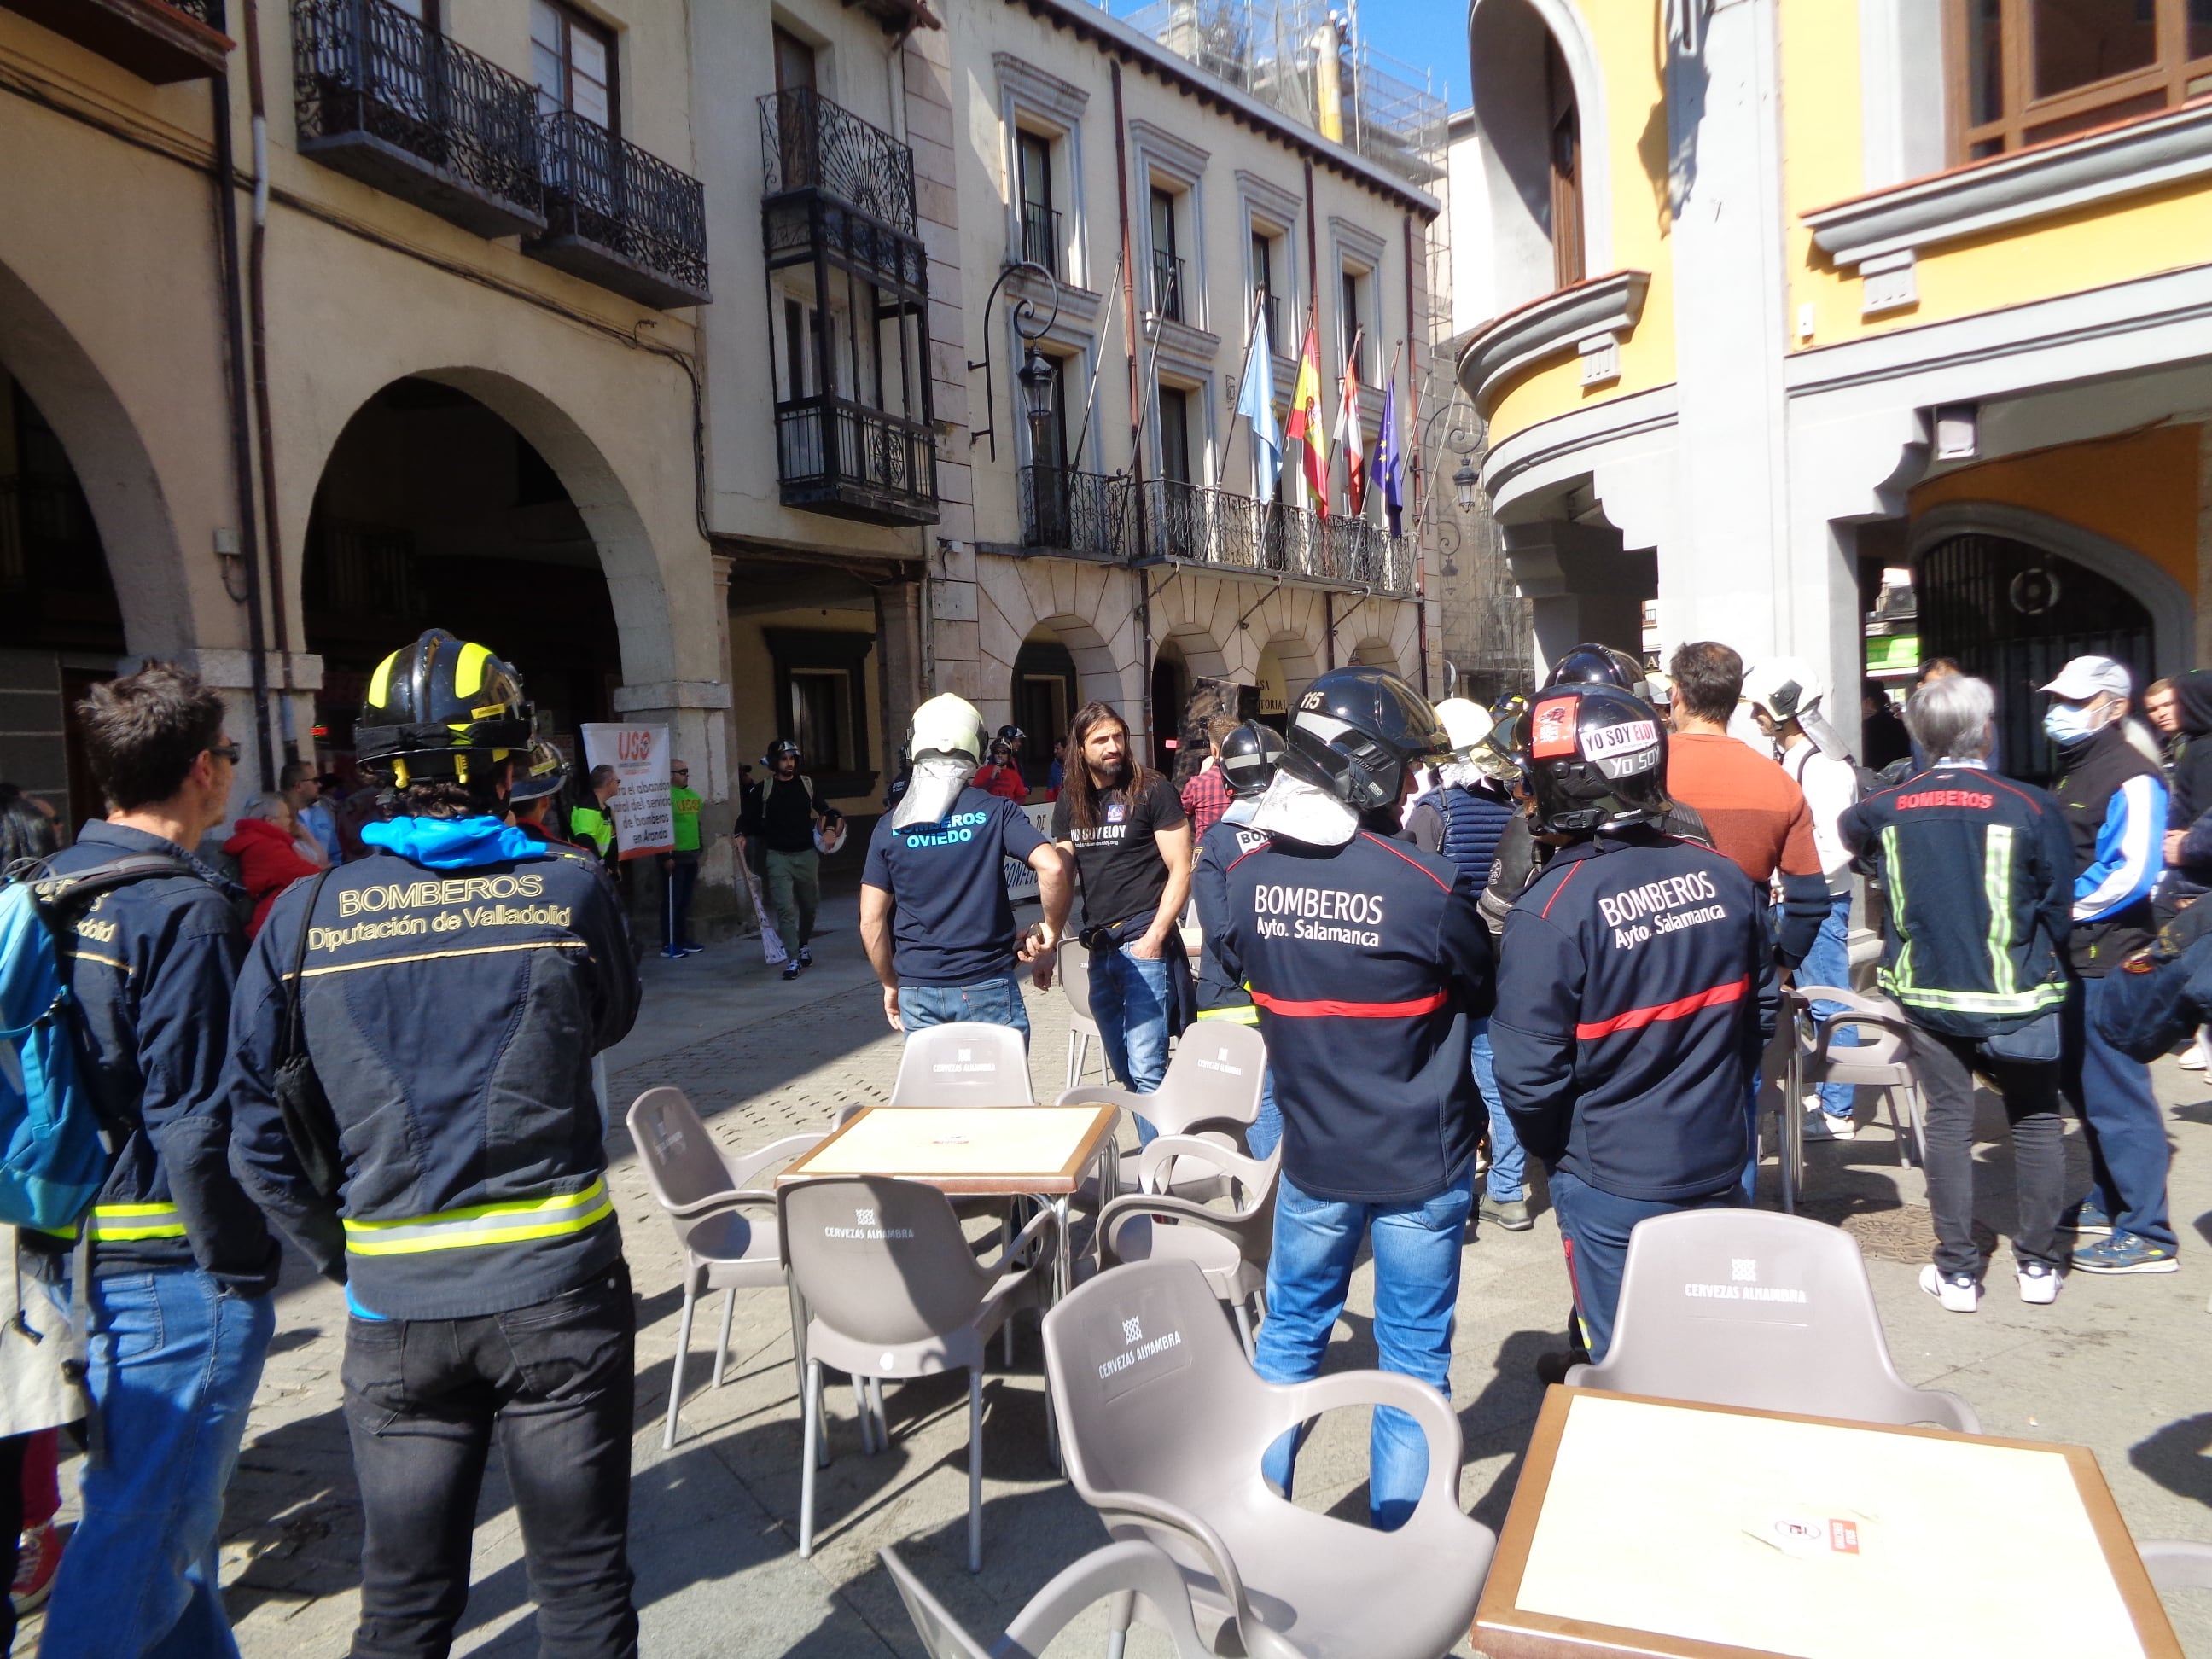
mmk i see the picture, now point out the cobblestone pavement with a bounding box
[24,905,2212,1656]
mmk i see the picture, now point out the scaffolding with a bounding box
[1117,0,1447,194]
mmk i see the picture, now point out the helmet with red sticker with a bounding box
[1525,684,1673,835]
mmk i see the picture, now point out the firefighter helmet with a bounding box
[355,628,533,789]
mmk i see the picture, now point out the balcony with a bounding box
[760,88,917,235]
[1020,467,1128,560]
[2,0,230,82]
[293,0,543,238]
[1021,201,1062,277]
[775,394,940,526]
[1133,478,1412,593]
[1150,251,1185,323]
[529,109,710,309]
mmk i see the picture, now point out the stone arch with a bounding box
[0,255,190,656]
[289,368,678,690]
[1908,501,2192,678]
[1349,637,1402,672]
[1466,0,1613,316]
[975,556,1147,736]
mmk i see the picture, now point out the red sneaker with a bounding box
[13,1520,63,1613]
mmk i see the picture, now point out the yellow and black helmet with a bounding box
[356,628,533,788]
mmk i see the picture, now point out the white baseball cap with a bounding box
[2038,655,2132,701]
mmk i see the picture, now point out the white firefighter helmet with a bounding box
[906,694,987,765]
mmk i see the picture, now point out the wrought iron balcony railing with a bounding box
[1151,252,1185,323]
[293,0,544,237]
[1132,478,1412,593]
[775,393,940,527]
[532,108,711,309]
[1021,201,1062,277]
[1019,467,1128,559]
[4,0,230,82]
[1255,289,1284,353]
[759,88,917,236]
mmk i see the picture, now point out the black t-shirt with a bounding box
[748,776,818,853]
[862,788,1047,986]
[1051,773,1187,930]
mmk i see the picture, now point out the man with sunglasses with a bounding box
[30,665,277,1656]
[659,759,705,958]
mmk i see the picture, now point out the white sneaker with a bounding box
[2180,1045,2208,1071]
[1920,1263,1980,1313]
[1802,1106,1857,1142]
[2018,1261,2061,1305]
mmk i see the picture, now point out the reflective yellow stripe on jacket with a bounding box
[341,1178,614,1257]
[90,1202,186,1242]
[1193,1004,1260,1025]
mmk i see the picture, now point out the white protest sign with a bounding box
[1004,801,1055,902]
[580,723,674,859]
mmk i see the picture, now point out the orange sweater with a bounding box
[1666,732,1820,886]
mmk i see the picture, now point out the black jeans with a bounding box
[0,1432,25,1656]
[1905,1026,2065,1281]
[342,1263,638,1659]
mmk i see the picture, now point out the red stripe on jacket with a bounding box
[1252,989,1451,1019]
[1575,975,1749,1039]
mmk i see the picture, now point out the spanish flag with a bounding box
[1286,324,1328,517]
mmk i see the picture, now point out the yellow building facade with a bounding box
[1458,0,2212,771]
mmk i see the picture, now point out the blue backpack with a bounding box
[0,856,188,1232]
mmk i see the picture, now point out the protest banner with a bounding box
[1004,802,1055,901]
[579,723,674,859]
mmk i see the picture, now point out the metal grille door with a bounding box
[1914,533,2156,787]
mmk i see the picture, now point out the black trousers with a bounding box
[342,1264,638,1659]
[661,853,699,950]
[1904,1026,2065,1281]
[0,1432,25,1656]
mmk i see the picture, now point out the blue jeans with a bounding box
[898,975,1032,1041]
[1254,1172,1475,1530]
[1550,1167,1743,1363]
[1797,888,1860,1120]
[2064,974,2177,1252]
[1249,1068,1283,1158]
[43,1266,274,1657]
[1469,1020,1525,1202]
[1090,945,1173,1143]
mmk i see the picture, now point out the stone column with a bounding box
[876,576,923,779]
[612,678,737,940]
[1501,523,1652,674]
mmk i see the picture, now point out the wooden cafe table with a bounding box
[776,1104,1120,1303]
[1473,1387,2182,1659]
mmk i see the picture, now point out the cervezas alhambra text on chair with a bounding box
[626,1086,823,1450]
[1042,1257,1494,1659]
[1097,1136,1280,1357]
[780,1173,1056,1573]
[1566,1208,1980,1431]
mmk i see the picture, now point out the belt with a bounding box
[343,1177,614,1257]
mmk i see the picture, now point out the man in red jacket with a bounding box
[223,793,322,938]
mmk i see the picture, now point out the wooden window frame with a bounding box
[1945,0,2212,161]
[1545,37,1585,290]
[533,0,620,136]
[764,626,875,795]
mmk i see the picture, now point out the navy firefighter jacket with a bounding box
[224,826,640,1320]
[35,822,276,1291]
[1190,814,1270,1016]
[1217,827,1494,1204]
[1491,830,1778,1204]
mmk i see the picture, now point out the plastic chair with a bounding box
[1786,985,1929,1176]
[886,1021,1036,1109]
[780,1174,1056,1572]
[626,1086,822,1450]
[1041,1257,1495,1659]
[1098,1138,1281,1356]
[879,1540,1312,1659]
[1057,1020,1267,1202]
[2139,1538,2212,1592]
[1058,939,1106,1095]
[1565,1208,1981,1432]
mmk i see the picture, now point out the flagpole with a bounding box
[1226,288,1265,490]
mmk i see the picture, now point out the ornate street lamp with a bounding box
[967,259,1062,463]
[1453,460,1479,512]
